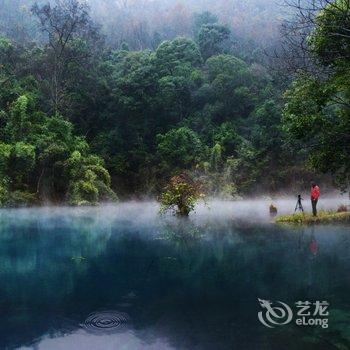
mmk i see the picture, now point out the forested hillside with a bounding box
[0,0,347,206]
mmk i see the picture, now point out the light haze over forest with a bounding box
[0,0,288,48]
[0,0,348,205]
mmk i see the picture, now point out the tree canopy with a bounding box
[0,0,344,206]
[282,0,350,191]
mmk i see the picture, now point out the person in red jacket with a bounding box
[311,182,320,216]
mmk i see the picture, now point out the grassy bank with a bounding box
[276,211,350,225]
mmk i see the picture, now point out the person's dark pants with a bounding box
[311,199,318,216]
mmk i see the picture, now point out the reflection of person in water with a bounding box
[309,237,318,256]
[306,226,318,288]
[309,226,318,257]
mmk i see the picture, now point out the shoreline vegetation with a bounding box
[1,1,349,207]
[276,211,350,225]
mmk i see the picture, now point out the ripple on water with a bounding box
[82,311,129,334]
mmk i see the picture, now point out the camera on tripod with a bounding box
[295,194,304,213]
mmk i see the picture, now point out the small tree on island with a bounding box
[160,174,204,216]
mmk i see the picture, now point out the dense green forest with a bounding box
[0,0,348,206]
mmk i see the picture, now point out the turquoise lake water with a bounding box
[0,201,349,349]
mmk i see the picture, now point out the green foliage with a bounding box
[157,127,204,174]
[160,174,204,216]
[276,211,350,225]
[0,179,9,206]
[10,142,36,185]
[0,94,116,206]
[0,142,12,175]
[0,36,12,51]
[155,37,202,73]
[213,122,240,158]
[198,24,231,60]
[193,11,219,34]
[309,0,350,66]
[282,0,350,192]
[210,143,222,171]
[206,54,247,81]
[5,95,32,142]
[283,73,350,190]
[4,190,38,208]
[66,151,117,206]
[0,3,312,203]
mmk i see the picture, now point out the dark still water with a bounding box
[0,202,349,350]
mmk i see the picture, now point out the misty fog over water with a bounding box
[0,198,350,350]
[1,196,348,227]
[0,0,350,348]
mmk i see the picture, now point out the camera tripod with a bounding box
[295,195,304,212]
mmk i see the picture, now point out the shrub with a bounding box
[0,180,9,206]
[5,191,38,207]
[66,151,117,206]
[337,204,348,213]
[160,174,204,216]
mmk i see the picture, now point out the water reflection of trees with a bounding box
[0,212,349,349]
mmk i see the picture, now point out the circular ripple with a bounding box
[82,311,129,334]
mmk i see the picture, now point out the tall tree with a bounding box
[282,0,350,191]
[31,0,100,115]
[198,23,231,61]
